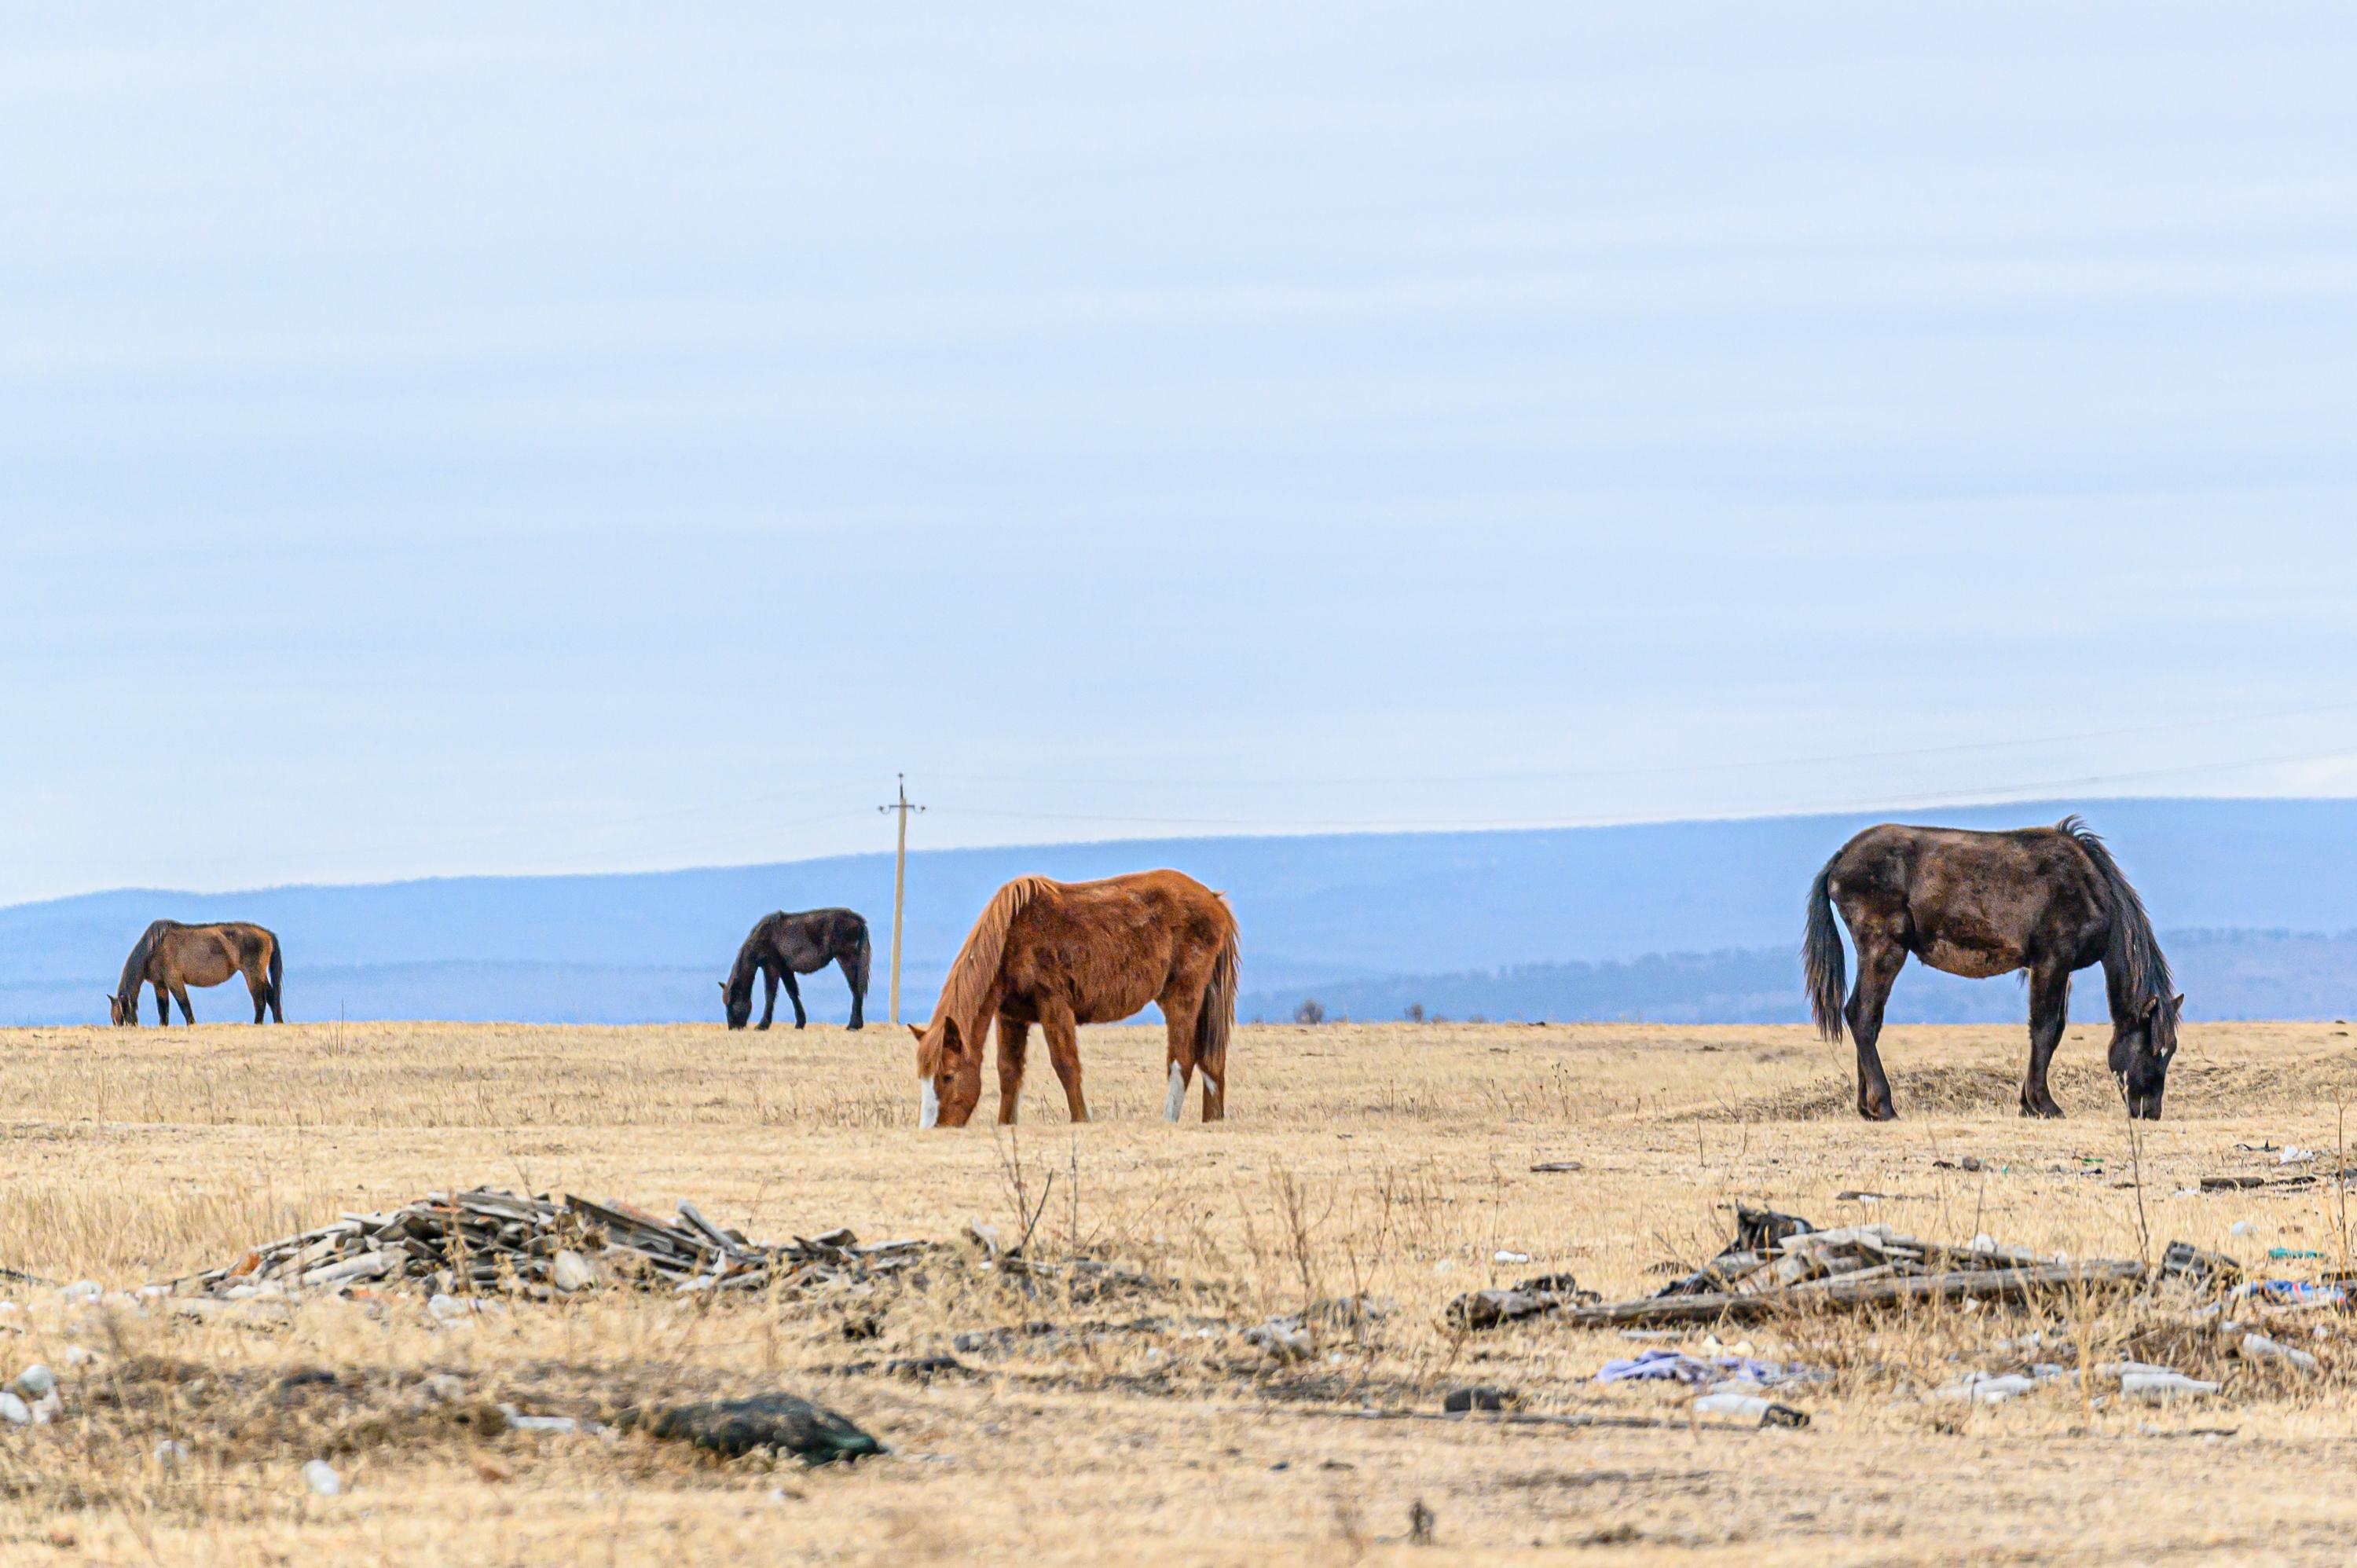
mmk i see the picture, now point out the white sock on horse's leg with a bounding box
[1164,1060,1187,1122]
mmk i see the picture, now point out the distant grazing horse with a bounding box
[108,920,284,1026]
[1804,816,2182,1121]
[910,870,1239,1128]
[721,908,871,1031]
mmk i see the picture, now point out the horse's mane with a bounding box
[726,913,784,1002]
[2059,816,2178,1033]
[937,877,1048,1046]
[115,919,174,999]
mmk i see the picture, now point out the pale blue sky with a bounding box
[3,5,2354,902]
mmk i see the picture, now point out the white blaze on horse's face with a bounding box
[920,1076,940,1130]
[1164,1061,1187,1122]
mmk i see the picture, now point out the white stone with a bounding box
[301,1459,342,1497]
[13,1365,56,1400]
[0,1393,30,1424]
[551,1250,597,1293]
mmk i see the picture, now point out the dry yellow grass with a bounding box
[1,1017,2355,1564]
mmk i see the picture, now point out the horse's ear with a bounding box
[2172,993,2186,1013]
[717,980,729,994]
[907,1024,927,1043]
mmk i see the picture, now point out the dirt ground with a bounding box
[2,1017,2355,1565]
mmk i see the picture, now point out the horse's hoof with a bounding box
[1859,1101,1898,1123]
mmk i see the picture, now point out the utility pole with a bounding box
[878,775,925,1024]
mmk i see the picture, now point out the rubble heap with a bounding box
[166,1189,927,1302]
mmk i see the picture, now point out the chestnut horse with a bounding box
[1804,816,2181,1121]
[909,870,1239,1128]
[108,920,284,1026]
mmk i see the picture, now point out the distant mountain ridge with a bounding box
[8,797,2357,1026]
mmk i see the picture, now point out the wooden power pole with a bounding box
[878,775,925,1024]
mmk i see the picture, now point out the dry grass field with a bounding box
[2,1016,2356,1564]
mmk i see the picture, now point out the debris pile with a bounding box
[166,1189,928,1302]
[1452,1205,2148,1332]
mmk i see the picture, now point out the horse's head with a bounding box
[719,976,753,1030]
[910,1018,981,1129]
[2110,991,2184,1120]
[104,991,133,1027]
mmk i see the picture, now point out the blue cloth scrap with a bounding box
[1595,1349,1796,1387]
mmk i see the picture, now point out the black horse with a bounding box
[1804,816,2182,1122]
[722,908,871,1031]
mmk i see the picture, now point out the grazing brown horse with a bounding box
[909,870,1239,1129]
[1804,816,2182,1122]
[108,920,284,1026]
[720,908,871,1031]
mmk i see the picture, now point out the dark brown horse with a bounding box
[1805,817,2181,1121]
[108,920,284,1026]
[909,870,1239,1128]
[721,908,871,1030]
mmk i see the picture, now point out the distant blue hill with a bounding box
[9,797,2357,1026]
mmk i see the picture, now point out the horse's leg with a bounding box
[995,1015,1031,1124]
[1038,995,1088,1123]
[2020,962,2072,1119]
[152,982,169,1027]
[171,982,195,1026]
[757,967,778,1031]
[247,969,267,1024]
[1844,932,1905,1121]
[838,951,865,1031]
[782,969,806,1030]
[1155,991,1202,1123]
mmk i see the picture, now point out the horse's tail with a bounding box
[1803,855,1848,1042]
[267,932,284,1017]
[2061,816,2177,1033]
[849,916,873,1002]
[1196,912,1240,1068]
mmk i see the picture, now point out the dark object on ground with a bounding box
[1759,1403,1809,1430]
[1442,1387,1512,1413]
[1409,1500,1436,1544]
[647,1394,886,1464]
[1803,817,2182,1120]
[1653,1205,1814,1297]
[1530,1161,1584,1173]
[1446,1274,1596,1331]
[2161,1241,2243,1288]
[722,908,871,1031]
[885,1356,966,1380]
